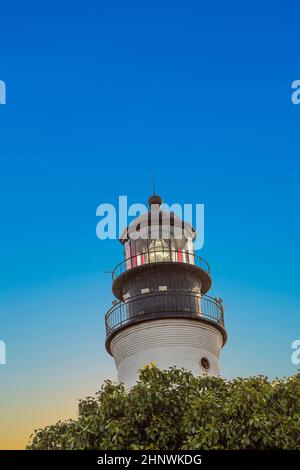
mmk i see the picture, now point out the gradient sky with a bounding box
[1,0,300,449]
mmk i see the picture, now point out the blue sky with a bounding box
[0,0,300,448]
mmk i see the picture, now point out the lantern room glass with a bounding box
[124,235,195,270]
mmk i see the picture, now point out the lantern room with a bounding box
[121,194,197,270]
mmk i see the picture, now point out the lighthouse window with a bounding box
[124,241,132,269]
[147,239,171,263]
[125,239,148,269]
[186,238,195,264]
[200,357,210,371]
[124,235,195,270]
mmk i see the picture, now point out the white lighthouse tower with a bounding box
[104,195,227,389]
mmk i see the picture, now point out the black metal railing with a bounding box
[112,249,210,281]
[105,290,224,337]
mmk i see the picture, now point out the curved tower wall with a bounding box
[110,318,223,390]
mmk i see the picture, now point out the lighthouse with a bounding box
[104,195,227,389]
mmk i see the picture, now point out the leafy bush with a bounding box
[27,365,300,450]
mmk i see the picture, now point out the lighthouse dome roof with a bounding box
[119,195,196,243]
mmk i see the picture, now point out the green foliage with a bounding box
[27,366,300,450]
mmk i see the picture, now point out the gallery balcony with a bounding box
[111,249,212,298]
[105,290,226,351]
